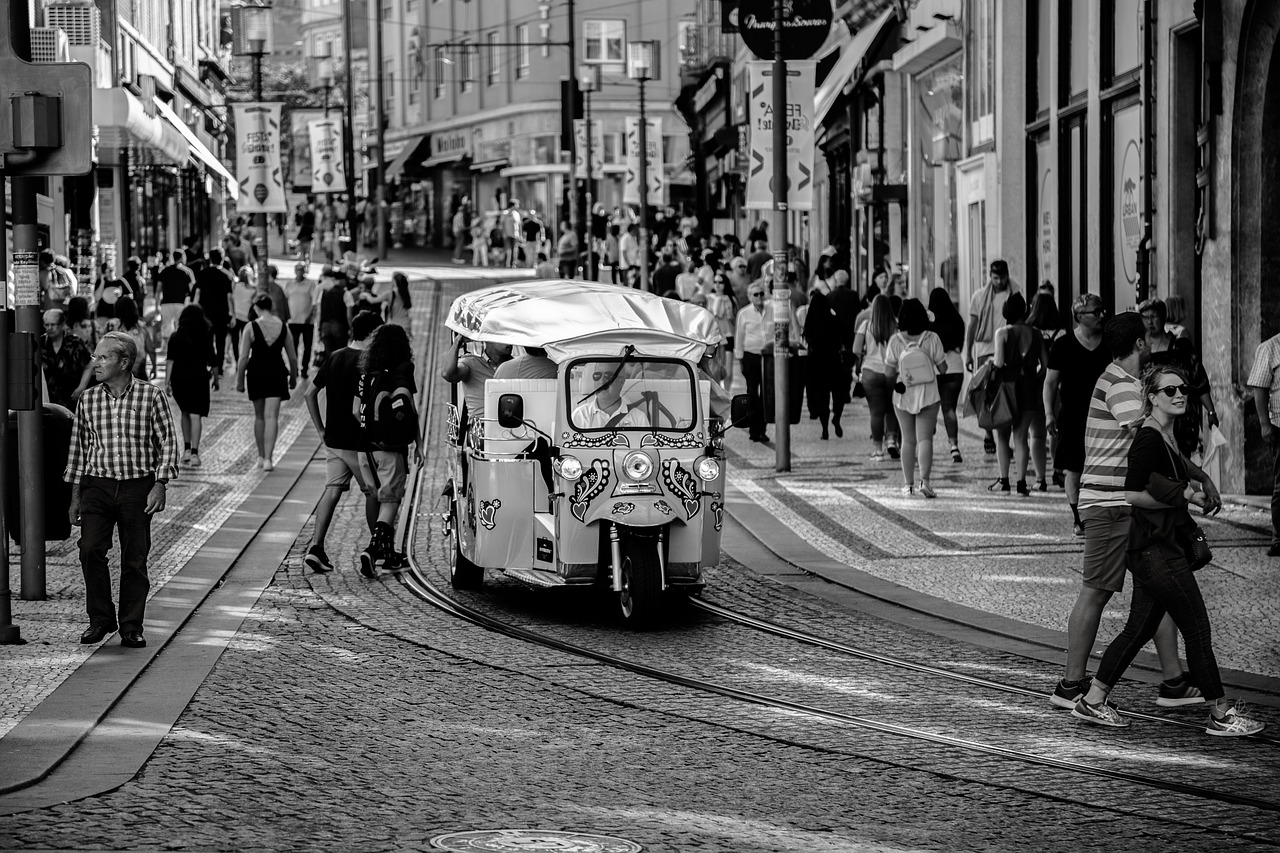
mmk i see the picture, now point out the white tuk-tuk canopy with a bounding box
[445,280,725,363]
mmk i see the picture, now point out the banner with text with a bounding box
[308,118,347,193]
[746,61,815,211]
[233,102,287,214]
[623,116,663,207]
[288,108,326,191]
[573,119,605,180]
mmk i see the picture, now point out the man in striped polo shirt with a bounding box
[1051,312,1214,709]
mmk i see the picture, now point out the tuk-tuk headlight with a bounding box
[555,456,584,481]
[622,451,654,481]
[694,457,721,481]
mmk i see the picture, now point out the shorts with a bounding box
[358,449,408,502]
[1080,505,1131,592]
[1054,419,1087,472]
[325,447,371,494]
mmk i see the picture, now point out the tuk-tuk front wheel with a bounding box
[449,505,484,590]
[618,535,662,627]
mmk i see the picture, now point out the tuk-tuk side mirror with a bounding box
[729,394,751,429]
[497,393,525,429]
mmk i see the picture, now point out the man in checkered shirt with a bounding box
[64,331,180,648]
[1248,332,1280,557]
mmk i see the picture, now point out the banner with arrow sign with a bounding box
[745,61,815,211]
[623,116,663,207]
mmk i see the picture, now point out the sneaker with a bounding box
[182,448,193,464]
[900,484,915,496]
[918,480,936,499]
[1206,703,1265,737]
[188,451,202,468]
[384,550,409,570]
[1156,677,1206,708]
[358,549,379,578]
[304,544,333,573]
[1072,697,1130,728]
[983,436,997,455]
[1016,479,1030,497]
[1050,677,1092,710]
[886,442,901,459]
[870,448,885,461]
[989,478,1011,493]
[950,444,963,463]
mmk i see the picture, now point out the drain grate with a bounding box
[430,829,643,852]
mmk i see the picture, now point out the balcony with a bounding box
[679,22,736,78]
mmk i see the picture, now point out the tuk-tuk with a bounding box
[442,280,748,626]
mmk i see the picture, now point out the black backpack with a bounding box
[356,370,418,450]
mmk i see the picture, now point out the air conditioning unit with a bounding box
[30,28,72,63]
[43,2,101,47]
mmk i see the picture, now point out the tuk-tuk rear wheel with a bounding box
[449,505,484,590]
[618,536,661,627]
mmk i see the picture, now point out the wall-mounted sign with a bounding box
[738,0,832,61]
[431,130,472,161]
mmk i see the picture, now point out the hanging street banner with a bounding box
[623,116,663,206]
[573,119,605,180]
[308,117,347,193]
[288,108,326,191]
[233,102,288,214]
[746,60,816,211]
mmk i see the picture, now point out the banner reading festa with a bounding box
[746,61,815,211]
[308,118,347,193]
[623,116,664,207]
[233,102,288,214]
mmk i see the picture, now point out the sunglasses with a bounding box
[1156,384,1190,398]
[592,371,609,381]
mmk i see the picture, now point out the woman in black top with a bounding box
[165,304,215,467]
[1072,366,1263,737]
[928,287,966,462]
[803,288,850,440]
[235,294,299,471]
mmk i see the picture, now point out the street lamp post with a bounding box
[313,47,334,118]
[241,3,273,285]
[341,0,358,256]
[627,40,660,294]
[578,63,600,281]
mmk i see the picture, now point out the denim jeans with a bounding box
[78,475,155,630]
[861,369,900,445]
[1094,543,1223,701]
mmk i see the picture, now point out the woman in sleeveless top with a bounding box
[235,293,299,471]
[991,292,1045,495]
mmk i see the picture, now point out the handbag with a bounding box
[1162,439,1213,570]
[977,380,1017,430]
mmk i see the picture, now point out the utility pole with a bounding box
[373,0,388,260]
[771,0,790,471]
[252,50,269,285]
[11,180,46,599]
[0,190,13,642]
[628,40,659,293]
[342,0,358,254]
[566,0,580,258]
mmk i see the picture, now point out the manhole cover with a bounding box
[430,829,643,852]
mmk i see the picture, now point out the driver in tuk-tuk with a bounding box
[572,362,649,429]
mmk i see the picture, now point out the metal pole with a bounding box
[637,78,651,292]
[252,52,269,285]
[0,176,21,642]
[373,0,388,260]
[585,89,594,281]
[771,0,790,471]
[12,177,47,597]
[341,0,358,253]
[567,0,580,254]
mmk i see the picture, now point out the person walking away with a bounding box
[803,287,850,440]
[853,295,901,461]
[1247,328,1280,557]
[235,294,299,471]
[707,272,738,388]
[1051,312,1201,711]
[927,288,966,462]
[1044,294,1111,536]
[65,331,180,648]
[556,221,579,278]
[1140,297,1217,458]
[285,262,319,378]
[383,272,414,336]
[229,266,257,364]
[295,202,315,264]
[652,251,682,297]
[109,298,155,380]
[156,249,194,342]
[193,249,235,383]
[165,304,216,468]
[257,264,292,325]
[303,310,383,573]
[619,224,640,288]
[1027,291,1066,486]
[604,224,622,284]
[746,239,771,283]
[470,217,490,267]
[317,268,355,366]
[452,205,470,264]
[884,299,947,496]
[500,201,522,268]
[522,209,544,268]
[355,324,421,577]
[41,308,93,409]
[965,259,1015,455]
[1071,365,1260,736]
[988,293,1043,494]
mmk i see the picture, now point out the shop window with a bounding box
[1110,0,1141,81]
[967,0,996,146]
[602,133,621,164]
[1063,115,1088,300]
[1033,0,1051,118]
[1107,99,1142,314]
[1066,0,1089,100]
[434,47,445,99]
[516,25,530,78]
[916,56,963,300]
[966,200,987,296]
[385,58,394,98]
[534,135,559,164]
[486,32,500,86]
[1031,132,1055,290]
[460,42,474,93]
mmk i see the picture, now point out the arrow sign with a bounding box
[623,116,663,207]
[745,61,815,211]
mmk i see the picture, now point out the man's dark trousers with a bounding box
[79,475,154,630]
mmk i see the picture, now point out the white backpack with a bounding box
[898,338,936,388]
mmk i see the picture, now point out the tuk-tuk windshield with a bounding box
[568,358,698,432]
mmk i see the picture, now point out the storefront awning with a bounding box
[471,158,510,173]
[423,151,470,169]
[814,7,895,128]
[93,87,188,165]
[152,97,236,184]
[500,163,569,178]
[384,133,430,181]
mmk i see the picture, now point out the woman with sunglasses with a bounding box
[1072,365,1263,736]
[706,273,738,386]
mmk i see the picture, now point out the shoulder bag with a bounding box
[1161,438,1213,570]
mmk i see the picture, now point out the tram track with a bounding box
[388,277,1280,838]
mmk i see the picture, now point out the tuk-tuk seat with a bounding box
[483,378,558,454]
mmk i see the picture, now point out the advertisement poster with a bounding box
[308,117,347,193]
[573,119,605,181]
[623,116,663,207]
[233,102,288,214]
[288,108,327,192]
[746,60,816,211]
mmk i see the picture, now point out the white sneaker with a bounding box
[188,452,202,468]
[918,480,936,499]
[1206,703,1265,737]
[182,449,192,464]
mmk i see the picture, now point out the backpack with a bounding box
[897,338,936,388]
[356,370,418,450]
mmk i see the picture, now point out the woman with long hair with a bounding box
[927,288,966,462]
[235,293,299,471]
[165,303,215,467]
[991,292,1045,494]
[804,287,850,440]
[706,271,738,386]
[1027,290,1065,484]
[853,295,901,460]
[885,298,948,496]
[108,297,154,380]
[810,253,836,295]
[230,265,257,361]
[1072,365,1262,737]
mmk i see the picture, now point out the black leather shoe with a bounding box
[120,629,147,648]
[80,624,115,644]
